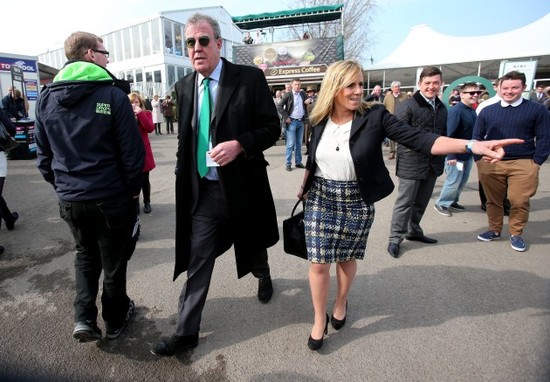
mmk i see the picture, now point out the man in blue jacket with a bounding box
[434,82,480,216]
[35,31,145,342]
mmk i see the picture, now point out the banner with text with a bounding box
[233,37,341,81]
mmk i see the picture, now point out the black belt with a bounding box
[290,117,303,121]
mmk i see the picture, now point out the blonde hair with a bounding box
[309,60,370,126]
[128,92,146,109]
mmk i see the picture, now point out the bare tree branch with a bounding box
[283,0,378,63]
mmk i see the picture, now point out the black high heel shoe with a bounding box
[308,313,329,351]
[331,300,348,330]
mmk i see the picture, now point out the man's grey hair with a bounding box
[186,13,221,39]
[390,81,401,88]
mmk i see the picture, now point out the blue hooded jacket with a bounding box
[35,61,145,201]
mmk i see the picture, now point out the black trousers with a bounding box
[175,179,270,336]
[142,172,151,204]
[59,194,138,327]
[154,123,162,134]
[0,177,16,228]
[165,117,174,133]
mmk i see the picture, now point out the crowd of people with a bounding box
[1,11,548,357]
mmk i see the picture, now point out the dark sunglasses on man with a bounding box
[185,36,211,48]
[463,91,482,96]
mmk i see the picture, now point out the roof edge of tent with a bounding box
[232,4,343,30]
[365,12,550,70]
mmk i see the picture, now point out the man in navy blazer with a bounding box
[277,78,308,171]
[151,13,280,357]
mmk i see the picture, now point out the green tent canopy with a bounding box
[232,4,343,30]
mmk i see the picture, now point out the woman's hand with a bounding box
[473,139,524,163]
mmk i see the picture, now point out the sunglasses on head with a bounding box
[185,36,211,48]
[463,91,482,96]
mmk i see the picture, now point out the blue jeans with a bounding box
[436,156,473,208]
[285,119,304,166]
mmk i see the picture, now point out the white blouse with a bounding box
[313,118,356,181]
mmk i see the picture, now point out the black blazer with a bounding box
[304,104,440,205]
[277,90,308,121]
[173,58,280,280]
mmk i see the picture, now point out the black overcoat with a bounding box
[173,58,280,280]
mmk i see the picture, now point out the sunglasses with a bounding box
[185,36,211,48]
[91,49,109,58]
[463,91,482,96]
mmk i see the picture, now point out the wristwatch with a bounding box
[465,140,477,154]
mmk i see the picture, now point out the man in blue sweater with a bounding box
[473,71,550,252]
[434,82,480,217]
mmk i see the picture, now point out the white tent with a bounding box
[364,13,550,90]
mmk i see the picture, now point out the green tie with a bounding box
[197,77,211,177]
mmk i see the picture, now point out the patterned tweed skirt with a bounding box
[304,177,375,263]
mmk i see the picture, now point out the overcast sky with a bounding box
[0,0,548,64]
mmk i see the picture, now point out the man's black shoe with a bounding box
[450,202,466,211]
[143,203,152,214]
[405,235,438,244]
[258,276,273,303]
[150,334,199,357]
[295,163,305,169]
[387,243,400,258]
[5,212,18,230]
[105,300,135,340]
[285,164,292,171]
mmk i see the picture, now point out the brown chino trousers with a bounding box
[477,159,539,236]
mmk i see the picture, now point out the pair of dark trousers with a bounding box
[142,172,151,204]
[165,117,174,133]
[389,171,438,243]
[0,177,16,228]
[59,195,137,327]
[175,180,270,337]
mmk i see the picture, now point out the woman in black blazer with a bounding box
[297,60,522,351]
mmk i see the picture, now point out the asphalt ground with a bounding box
[1,129,549,381]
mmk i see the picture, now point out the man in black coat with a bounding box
[1,86,26,121]
[151,13,280,357]
[387,67,447,259]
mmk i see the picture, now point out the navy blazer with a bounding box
[277,89,308,121]
[304,104,440,204]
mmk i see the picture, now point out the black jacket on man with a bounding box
[35,60,144,201]
[173,58,280,280]
[277,89,308,121]
[394,91,447,180]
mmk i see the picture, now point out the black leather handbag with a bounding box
[283,200,307,259]
[0,121,18,152]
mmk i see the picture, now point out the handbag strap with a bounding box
[291,199,305,217]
